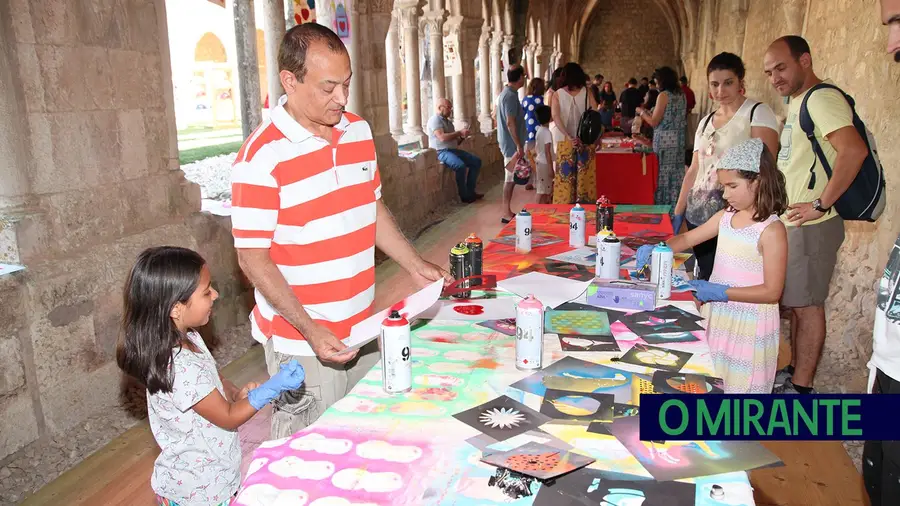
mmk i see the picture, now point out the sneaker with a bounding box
[773,365,794,387]
[773,379,817,394]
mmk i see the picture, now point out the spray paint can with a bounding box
[569,203,586,247]
[516,208,532,253]
[515,295,544,370]
[651,242,674,299]
[449,243,471,299]
[596,226,613,247]
[597,233,622,279]
[465,233,483,288]
[380,310,411,393]
[596,195,615,233]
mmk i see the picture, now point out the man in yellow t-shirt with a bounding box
[763,36,869,394]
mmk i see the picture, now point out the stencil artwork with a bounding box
[554,303,628,324]
[607,415,783,481]
[558,334,620,352]
[651,371,724,394]
[520,260,596,282]
[510,357,654,405]
[452,395,551,442]
[618,343,692,372]
[539,388,614,423]
[533,468,696,506]
[476,318,517,336]
[544,310,612,336]
[615,212,663,224]
[481,441,595,480]
[641,331,701,344]
[622,314,704,337]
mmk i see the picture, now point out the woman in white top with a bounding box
[550,62,600,204]
[673,52,781,280]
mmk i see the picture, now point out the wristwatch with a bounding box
[812,198,831,213]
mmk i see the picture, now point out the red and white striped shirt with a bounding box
[231,95,382,355]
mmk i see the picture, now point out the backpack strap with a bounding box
[749,102,761,123]
[798,82,852,190]
[700,111,717,136]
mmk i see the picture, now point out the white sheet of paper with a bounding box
[416,297,518,321]
[0,264,25,276]
[329,279,444,358]
[547,247,597,267]
[496,272,592,310]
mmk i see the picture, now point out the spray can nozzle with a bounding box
[389,310,401,319]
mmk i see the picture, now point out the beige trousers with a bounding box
[263,338,380,439]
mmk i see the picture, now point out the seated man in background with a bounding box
[427,98,483,203]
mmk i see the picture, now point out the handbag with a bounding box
[577,89,604,145]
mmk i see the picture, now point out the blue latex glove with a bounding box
[672,214,685,234]
[247,360,306,410]
[688,280,730,303]
[635,244,655,271]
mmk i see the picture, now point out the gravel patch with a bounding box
[1,323,255,506]
[180,153,237,200]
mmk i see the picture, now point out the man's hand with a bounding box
[409,259,453,288]
[460,128,471,138]
[305,324,359,364]
[785,202,825,225]
[516,145,525,158]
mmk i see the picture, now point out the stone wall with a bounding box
[679,0,900,394]
[579,0,680,89]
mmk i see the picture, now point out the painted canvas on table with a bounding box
[533,467,696,506]
[476,318,517,336]
[622,314,704,337]
[547,247,597,267]
[521,260,596,282]
[651,371,724,394]
[607,415,783,481]
[510,357,655,405]
[617,343,692,372]
[545,310,611,336]
[615,213,663,225]
[482,441,595,480]
[641,331,701,345]
[540,389,614,423]
[453,395,551,442]
[554,303,628,325]
[650,305,704,321]
[558,334,620,352]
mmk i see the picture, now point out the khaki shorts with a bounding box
[782,216,845,308]
[263,338,380,439]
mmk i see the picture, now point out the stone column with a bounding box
[478,26,492,133]
[398,2,425,137]
[501,35,513,70]
[0,26,30,209]
[285,0,296,28]
[446,16,474,130]
[523,43,535,81]
[423,11,447,111]
[345,0,363,114]
[385,13,404,137]
[490,30,503,100]
[263,0,286,109]
[234,0,263,138]
[533,45,545,83]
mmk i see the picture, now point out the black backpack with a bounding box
[798,83,886,222]
[577,89,604,145]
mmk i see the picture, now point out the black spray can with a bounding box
[596,195,615,232]
[449,242,471,298]
[465,233,483,288]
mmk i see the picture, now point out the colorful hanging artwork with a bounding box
[332,0,350,39]
[293,0,316,24]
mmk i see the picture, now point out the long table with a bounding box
[232,204,757,506]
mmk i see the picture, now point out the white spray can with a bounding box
[569,203,586,248]
[380,310,411,393]
[597,233,622,279]
[516,208,532,253]
[651,242,674,299]
[515,295,544,370]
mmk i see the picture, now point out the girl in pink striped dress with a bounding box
[639,138,788,392]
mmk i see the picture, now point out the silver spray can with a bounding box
[516,208,532,253]
[597,233,622,279]
[515,295,544,370]
[569,203,586,248]
[380,310,412,393]
[651,242,674,299]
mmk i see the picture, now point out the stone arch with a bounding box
[194,32,227,63]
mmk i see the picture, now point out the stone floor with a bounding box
[0,324,257,506]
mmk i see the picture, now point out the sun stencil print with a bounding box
[453,396,550,441]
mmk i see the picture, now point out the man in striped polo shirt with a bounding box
[231,24,450,438]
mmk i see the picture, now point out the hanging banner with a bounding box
[444,32,462,77]
[332,0,351,40]
[293,0,316,24]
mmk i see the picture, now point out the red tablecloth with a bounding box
[595,151,659,205]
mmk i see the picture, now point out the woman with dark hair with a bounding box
[672,52,780,281]
[598,81,617,128]
[522,77,546,145]
[550,62,599,204]
[544,67,564,108]
[636,66,688,210]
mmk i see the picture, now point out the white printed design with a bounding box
[236,484,309,506]
[356,440,423,463]
[246,458,269,477]
[289,433,354,455]
[310,498,379,506]
[268,457,336,480]
[479,407,526,429]
[331,468,404,493]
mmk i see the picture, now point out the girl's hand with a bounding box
[688,280,730,303]
[237,382,261,400]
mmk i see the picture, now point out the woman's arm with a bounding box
[642,92,669,128]
[674,151,700,216]
[544,143,554,173]
[723,220,787,304]
[751,126,780,160]
[667,209,723,253]
[550,92,571,139]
